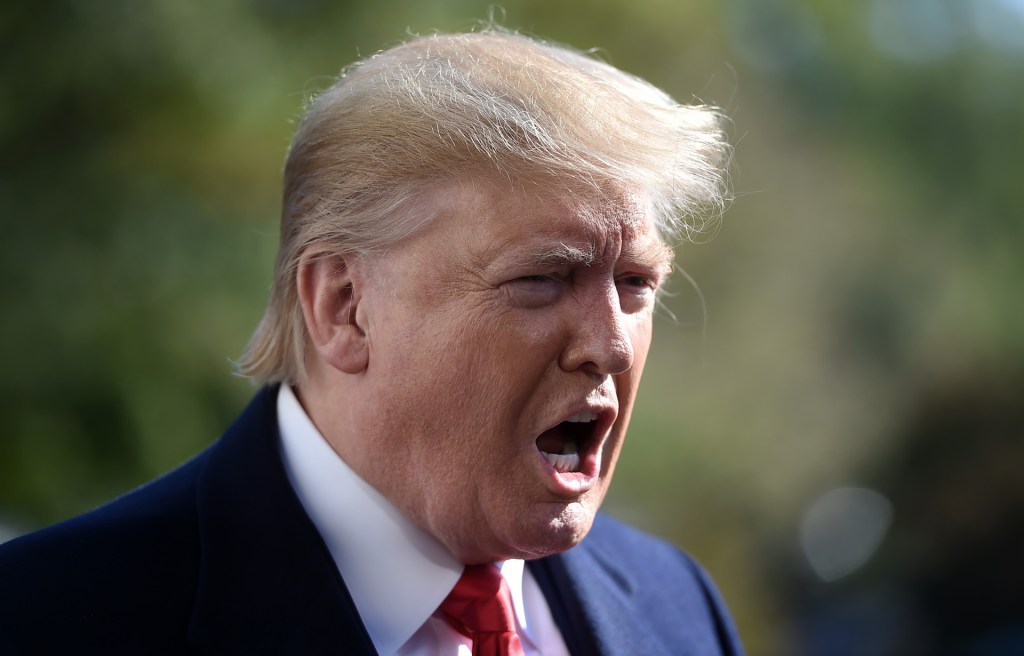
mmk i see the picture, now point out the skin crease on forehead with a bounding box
[298,176,674,564]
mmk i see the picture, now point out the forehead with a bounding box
[424,177,672,269]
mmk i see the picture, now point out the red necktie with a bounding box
[439,564,525,656]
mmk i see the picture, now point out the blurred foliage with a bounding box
[2,1,1022,653]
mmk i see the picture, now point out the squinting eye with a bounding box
[504,275,563,308]
[618,275,656,290]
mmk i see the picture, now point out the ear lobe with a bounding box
[296,251,369,375]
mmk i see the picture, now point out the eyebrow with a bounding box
[527,240,675,274]
[527,242,598,268]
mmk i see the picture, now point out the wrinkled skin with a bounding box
[303,178,673,564]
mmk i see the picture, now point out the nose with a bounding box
[558,283,635,376]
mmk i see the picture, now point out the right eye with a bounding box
[503,275,564,308]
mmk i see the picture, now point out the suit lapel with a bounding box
[529,527,666,656]
[186,387,377,655]
[528,554,602,656]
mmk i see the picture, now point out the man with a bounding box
[0,30,740,654]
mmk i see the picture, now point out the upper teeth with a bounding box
[566,411,598,423]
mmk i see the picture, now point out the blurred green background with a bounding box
[3,1,1023,653]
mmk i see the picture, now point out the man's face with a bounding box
[348,178,672,563]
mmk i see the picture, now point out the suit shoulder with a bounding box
[586,512,679,550]
[1,449,205,557]
[0,389,280,652]
[570,513,745,654]
[0,453,207,646]
[583,512,698,574]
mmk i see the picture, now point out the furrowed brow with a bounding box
[528,242,598,268]
[623,240,675,276]
[653,243,676,275]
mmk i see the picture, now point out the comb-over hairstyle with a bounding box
[239,30,731,385]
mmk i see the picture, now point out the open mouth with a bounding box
[536,411,600,474]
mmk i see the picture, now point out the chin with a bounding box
[503,500,598,561]
[450,493,606,563]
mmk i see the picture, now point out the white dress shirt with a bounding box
[277,385,570,656]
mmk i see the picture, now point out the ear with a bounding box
[296,250,369,374]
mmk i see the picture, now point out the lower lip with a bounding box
[533,441,603,497]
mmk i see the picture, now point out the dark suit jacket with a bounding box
[0,387,743,655]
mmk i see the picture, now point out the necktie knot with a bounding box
[439,564,524,656]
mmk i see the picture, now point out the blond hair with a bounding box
[238,30,731,385]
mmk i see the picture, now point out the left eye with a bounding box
[617,275,655,290]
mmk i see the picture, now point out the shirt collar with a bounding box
[277,384,464,654]
[499,559,531,637]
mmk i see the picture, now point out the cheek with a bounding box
[628,316,655,376]
[457,307,565,374]
[608,319,654,438]
[382,316,539,443]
